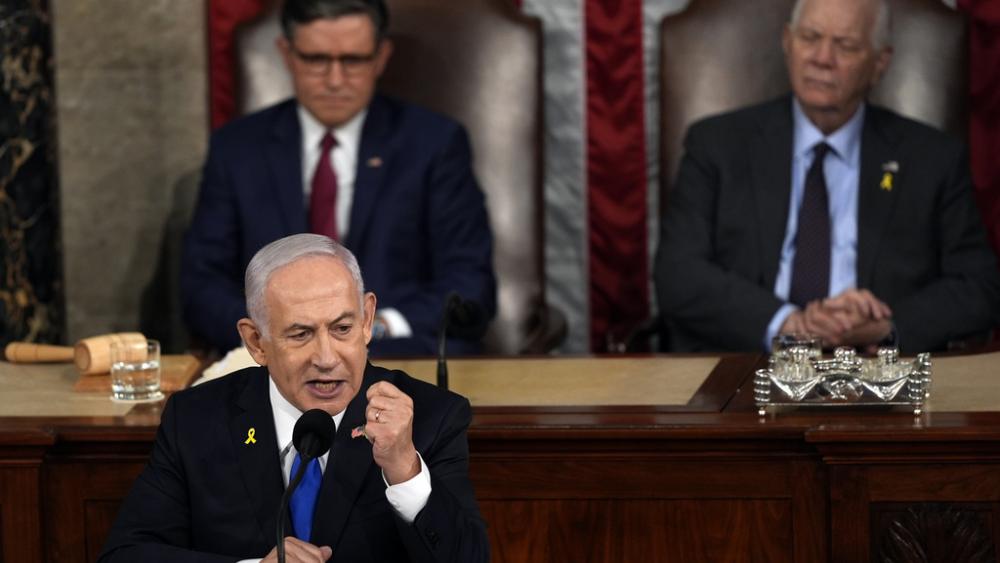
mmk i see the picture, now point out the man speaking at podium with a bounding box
[181,0,496,357]
[99,234,489,562]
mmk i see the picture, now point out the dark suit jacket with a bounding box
[98,364,489,562]
[181,96,496,356]
[655,97,1000,353]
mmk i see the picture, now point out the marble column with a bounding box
[0,0,64,347]
[52,0,207,351]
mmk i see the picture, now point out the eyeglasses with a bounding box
[289,44,380,76]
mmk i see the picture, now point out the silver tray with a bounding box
[754,346,931,416]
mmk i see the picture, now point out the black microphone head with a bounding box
[445,293,489,340]
[292,409,336,459]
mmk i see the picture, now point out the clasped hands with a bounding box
[781,288,893,352]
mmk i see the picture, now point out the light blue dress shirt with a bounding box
[764,100,865,349]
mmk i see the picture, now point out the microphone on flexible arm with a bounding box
[437,292,488,390]
[276,409,336,563]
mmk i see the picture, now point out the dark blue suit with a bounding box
[98,364,490,562]
[655,97,1000,352]
[181,96,496,356]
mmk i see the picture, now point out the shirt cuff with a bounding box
[382,452,431,523]
[765,304,799,351]
[378,308,413,339]
[237,559,262,563]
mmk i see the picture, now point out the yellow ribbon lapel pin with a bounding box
[880,161,898,192]
[880,172,893,191]
[244,427,256,445]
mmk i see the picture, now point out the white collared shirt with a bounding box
[270,375,344,482]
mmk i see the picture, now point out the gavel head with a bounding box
[74,332,147,375]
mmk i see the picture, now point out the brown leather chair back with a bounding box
[659,0,794,208]
[659,0,968,204]
[869,0,968,136]
[236,0,561,354]
[378,0,556,354]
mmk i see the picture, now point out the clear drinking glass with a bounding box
[771,333,822,358]
[110,339,163,401]
[769,333,823,401]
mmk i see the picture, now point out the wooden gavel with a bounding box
[4,332,147,375]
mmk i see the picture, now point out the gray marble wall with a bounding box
[0,0,63,347]
[53,0,207,350]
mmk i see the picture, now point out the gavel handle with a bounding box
[4,343,75,363]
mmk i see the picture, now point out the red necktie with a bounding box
[309,132,339,240]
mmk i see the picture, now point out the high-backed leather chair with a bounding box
[236,0,565,354]
[627,0,968,352]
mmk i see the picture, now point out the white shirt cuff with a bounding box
[765,304,799,351]
[382,452,431,523]
[378,308,413,338]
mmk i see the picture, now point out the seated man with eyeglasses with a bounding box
[182,0,496,357]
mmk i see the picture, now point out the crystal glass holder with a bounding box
[754,346,931,416]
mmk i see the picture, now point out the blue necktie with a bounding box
[289,453,322,542]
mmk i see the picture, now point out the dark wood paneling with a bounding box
[868,465,1000,502]
[483,499,793,563]
[44,460,145,563]
[872,503,996,563]
[6,356,1000,562]
[0,466,42,563]
[791,459,828,562]
[472,457,797,499]
[84,500,124,563]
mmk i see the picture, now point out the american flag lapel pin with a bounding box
[367,156,383,168]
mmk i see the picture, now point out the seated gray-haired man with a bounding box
[101,233,489,563]
[655,0,1000,353]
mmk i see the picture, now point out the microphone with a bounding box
[437,292,487,390]
[276,409,336,563]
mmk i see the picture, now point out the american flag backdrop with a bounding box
[209,0,1000,354]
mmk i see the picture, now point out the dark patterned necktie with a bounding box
[308,132,339,240]
[788,142,831,308]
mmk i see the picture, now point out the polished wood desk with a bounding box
[2,354,1000,562]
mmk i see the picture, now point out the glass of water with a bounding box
[110,338,163,401]
[771,333,822,364]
